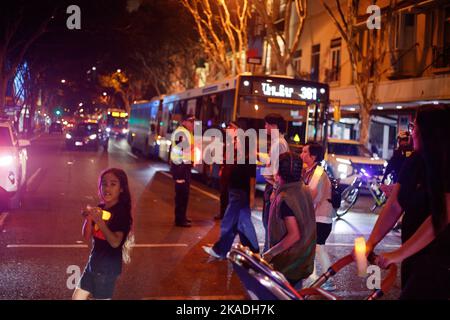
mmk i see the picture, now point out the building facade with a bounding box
[258,0,449,158]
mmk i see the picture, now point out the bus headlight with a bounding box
[89,134,97,140]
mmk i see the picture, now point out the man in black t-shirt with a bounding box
[203,142,259,259]
[215,121,239,220]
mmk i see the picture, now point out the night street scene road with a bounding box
[0,0,449,311]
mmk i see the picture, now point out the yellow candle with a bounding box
[102,210,111,221]
[354,237,367,277]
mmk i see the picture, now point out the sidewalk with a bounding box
[17,129,44,142]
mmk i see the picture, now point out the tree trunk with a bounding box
[360,102,371,146]
[0,76,7,114]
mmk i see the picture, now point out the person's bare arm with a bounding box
[96,221,124,248]
[82,217,93,242]
[89,208,124,248]
[366,183,403,253]
[262,217,300,262]
[377,193,450,267]
[81,208,93,242]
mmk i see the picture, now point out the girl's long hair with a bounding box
[416,105,450,235]
[99,168,134,264]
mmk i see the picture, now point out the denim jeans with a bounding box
[213,189,259,257]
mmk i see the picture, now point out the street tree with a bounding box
[180,0,251,79]
[320,0,394,146]
[126,0,201,96]
[0,1,56,115]
[253,0,307,77]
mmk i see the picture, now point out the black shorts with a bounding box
[79,270,118,299]
[316,223,332,245]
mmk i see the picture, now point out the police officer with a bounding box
[170,114,195,227]
[380,130,413,233]
[381,130,413,184]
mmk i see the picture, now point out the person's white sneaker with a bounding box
[321,280,337,292]
[202,246,223,259]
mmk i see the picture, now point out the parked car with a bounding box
[49,122,63,134]
[0,121,30,209]
[325,138,387,187]
[65,122,109,151]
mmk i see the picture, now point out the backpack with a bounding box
[328,177,342,210]
[309,165,341,210]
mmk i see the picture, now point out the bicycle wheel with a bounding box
[336,185,359,218]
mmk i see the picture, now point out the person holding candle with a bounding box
[366,105,450,300]
[73,168,133,300]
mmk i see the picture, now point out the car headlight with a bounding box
[89,134,97,140]
[0,155,14,167]
[337,163,350,179]
[338,163,348,173]
[65,133,72,139]
[106,127,111,133]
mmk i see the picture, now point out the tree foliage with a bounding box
[253,0,307,77]
[180,0,251,80]
[320,0,394,145]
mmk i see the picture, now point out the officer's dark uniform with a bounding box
[170,120,194,227]
[382,146,413,183]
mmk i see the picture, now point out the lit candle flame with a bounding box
[354,237,367,277]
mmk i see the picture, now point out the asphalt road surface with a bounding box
[0,133,402,300]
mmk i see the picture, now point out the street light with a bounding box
[117,69,121,73]
[103,92,107,96]
[92,66,96,71]
[79,102,83,107]
[61,79,66,84]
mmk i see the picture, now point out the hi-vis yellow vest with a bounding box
[170,126,194,164]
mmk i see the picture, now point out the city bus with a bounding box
[129,74,330,181]
[128,99,161,158]
[102,108,129,138]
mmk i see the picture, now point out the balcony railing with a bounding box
[433,46,450,70]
